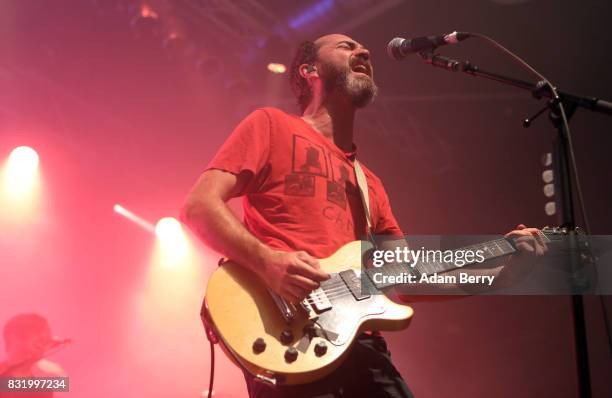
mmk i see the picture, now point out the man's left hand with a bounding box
[505,224,548,256]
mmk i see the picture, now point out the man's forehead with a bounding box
[314,34,361,48]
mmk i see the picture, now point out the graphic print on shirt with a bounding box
[284,174,316,196]
[285,133,360,223]
[327,152,351,209]
[291,135,329,177]
[285,135,328,197]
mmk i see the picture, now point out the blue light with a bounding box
[288,0,335,30]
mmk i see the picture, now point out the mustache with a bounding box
[350,57,372,73]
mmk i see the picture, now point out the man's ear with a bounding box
[299,63,318,79]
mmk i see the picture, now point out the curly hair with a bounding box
[289,40,320,113]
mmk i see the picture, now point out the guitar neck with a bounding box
[365,236,522,290]
[415,238,516,275]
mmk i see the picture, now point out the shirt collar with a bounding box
[343,143,358,161]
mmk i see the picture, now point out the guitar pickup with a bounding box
[340,270,371,301]
[308,287,332,312]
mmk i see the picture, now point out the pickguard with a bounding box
[312,272,386,346]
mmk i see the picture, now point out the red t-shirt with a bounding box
[206,107,402,259]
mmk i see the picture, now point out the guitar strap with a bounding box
[353,158,378,249]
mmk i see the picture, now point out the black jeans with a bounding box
[243,333,414,398]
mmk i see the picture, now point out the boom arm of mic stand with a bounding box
[418,52,612,117]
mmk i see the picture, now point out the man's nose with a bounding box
[355,47,370,61]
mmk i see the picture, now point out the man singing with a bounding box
[182,34,546,398]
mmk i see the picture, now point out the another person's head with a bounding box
[290,34,377,113]
[3,313,52,359]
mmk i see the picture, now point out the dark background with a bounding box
[0,0,610,397]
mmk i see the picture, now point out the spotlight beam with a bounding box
[113,204,155,233]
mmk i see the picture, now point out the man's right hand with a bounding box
[181,170,330,303]
[262,250,330,303]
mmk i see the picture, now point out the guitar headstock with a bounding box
[541,226,585,241]
[541,226,569,240]
[541,226,595,266]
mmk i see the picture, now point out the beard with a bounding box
[321,63,378,108]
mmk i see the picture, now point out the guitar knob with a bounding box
[314,341,327,356]
[280,330,293,345]
[252,337,266,354]
[284,347,298,363]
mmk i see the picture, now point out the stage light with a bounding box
[543,183,554,197]
[130,2,161,39]
[2,146,40,200]
[113,203,155,232]
[155,217,189,267]
[8,146,39,177]
[155,217,182,240]
[140,3,159,19]
[540,153,556,217]
[289,0,334,30]
[267,63,287,74]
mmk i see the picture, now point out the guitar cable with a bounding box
[201,299,218,398]
[206,337,215,398]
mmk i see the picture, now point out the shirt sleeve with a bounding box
[205,109,271,193]
[374,184,404,237]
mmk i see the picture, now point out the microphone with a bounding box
[387,32,471,60]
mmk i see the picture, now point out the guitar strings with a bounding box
[305,288,348,302]
[301,236,531,304]
[304,284,376,303]
[303,275,381,301]
[304,290,360,304]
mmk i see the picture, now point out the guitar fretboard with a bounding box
[365,237,518,290]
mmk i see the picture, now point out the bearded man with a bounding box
[182,34,545,398]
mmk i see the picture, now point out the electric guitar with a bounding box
[202,227,571,385]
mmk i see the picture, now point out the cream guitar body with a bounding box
[204,240,414,385]
[204,227,565,385]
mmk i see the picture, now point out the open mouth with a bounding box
[351,64,370,76]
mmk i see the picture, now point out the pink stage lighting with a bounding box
[155,217,183,241]
[8,146,39,172]
[113,203,155,232]
[3,146,40,195]
[154,217,189,267]
[267,63,287,74]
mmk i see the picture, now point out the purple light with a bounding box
[288,0,335,30]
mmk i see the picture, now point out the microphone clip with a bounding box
[418,52,473,73]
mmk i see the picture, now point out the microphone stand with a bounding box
[418,51,612,398]
[418,52,612,115]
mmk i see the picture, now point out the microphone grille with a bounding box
[386,37,405,60]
